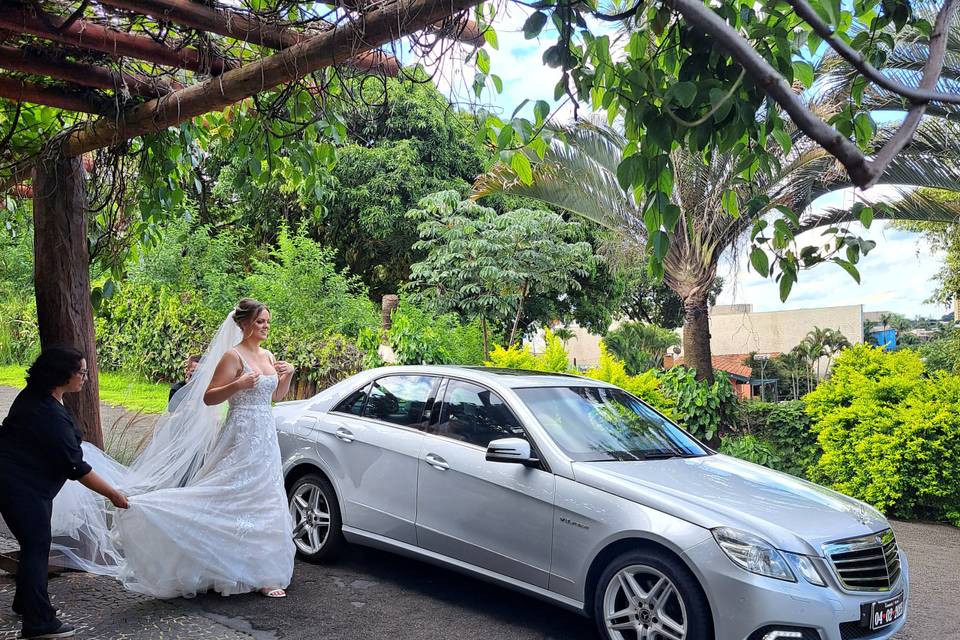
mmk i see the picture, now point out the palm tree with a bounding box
[474,31,960,381]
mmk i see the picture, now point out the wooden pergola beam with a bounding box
[94,0,400,75]
[0,45,178,98]
[0,5,231,75]
[0,75,112,115]
[60,0,482,157]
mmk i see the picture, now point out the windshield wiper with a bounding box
[639,451,698,460]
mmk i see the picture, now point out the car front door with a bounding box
[321,374,438,545]
[415,378,555,588]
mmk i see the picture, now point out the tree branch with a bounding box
[867,0,960,187]
[787,0,960,105]
[664,0,877,187]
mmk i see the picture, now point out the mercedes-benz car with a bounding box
[275,366,909,640]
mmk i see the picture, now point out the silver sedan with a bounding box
[275,365,909,640]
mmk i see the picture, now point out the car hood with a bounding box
[573,454,889,554]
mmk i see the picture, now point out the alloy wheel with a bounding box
[603,564,688,640]
[289,482,331,555]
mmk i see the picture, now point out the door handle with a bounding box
[335,427,355,443]
[424,453,449,471]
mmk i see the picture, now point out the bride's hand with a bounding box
[274,361,294,377]
[236,371,261,389]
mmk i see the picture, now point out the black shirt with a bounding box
[0,387,92,499]
[169,381,187,402]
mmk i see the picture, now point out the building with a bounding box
[701,303,864,357]
[866,325,897,350]
[664,353,778,400]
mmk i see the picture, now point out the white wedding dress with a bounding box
[50,316,295,599]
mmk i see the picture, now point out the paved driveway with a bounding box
[188,519,958,640]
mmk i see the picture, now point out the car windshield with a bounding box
[514,386,709,462]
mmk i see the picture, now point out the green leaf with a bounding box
[750,247,770,277]
[853,113,875,148]
[523,11,548,39]
[534,100,550,124]
[484,28,499,50]
[476,48,491,74]
[859,206,874,228]
[497,124,515,150]
[491,74,503,94]
[652,231,670,260]
[616,155,643,191]
[779,272,795,302]
[792,61,815,89]
[721,190,739,218]
[669,82,698,108]
[772,126,792,155]
[833,258,861,284]
[511,152,533,185]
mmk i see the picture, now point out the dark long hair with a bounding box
[26,346,84,392]
[232,298,268,329]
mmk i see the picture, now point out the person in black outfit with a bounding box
[0,346,128,639]
[168,355,201,407]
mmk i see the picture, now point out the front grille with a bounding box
[823,529,901,592]
[838,621,889,640]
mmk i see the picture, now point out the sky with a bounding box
[421,9,950,320]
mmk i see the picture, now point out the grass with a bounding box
[0,364,168,414]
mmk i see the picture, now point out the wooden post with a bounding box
[32,154,103,447]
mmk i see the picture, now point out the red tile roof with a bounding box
[670,354,755,379]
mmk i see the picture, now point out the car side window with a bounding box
[432,380,527,448]
[362,376,435,428]
[332,384,369,416]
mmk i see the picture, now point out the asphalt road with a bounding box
[190,520,960,640]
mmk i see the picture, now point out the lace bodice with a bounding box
[228,350,278,409]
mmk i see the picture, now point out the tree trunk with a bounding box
[682,293,714,383]
[33,154,103,447]
[481,317,490,361]
[380,294,399,331]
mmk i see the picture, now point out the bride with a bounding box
[51,299,296,599]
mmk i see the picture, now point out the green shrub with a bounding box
[918,330,960,374]
[0,297,39,365]
[386,301,485,365]
[96,286,221,381]
[485,329,571,373]
[269,331,365,396]
[734,400,818,477]
[658,366,737,442]
[719,434,783,469]
[806,344,960,526]
[604,321,679,374]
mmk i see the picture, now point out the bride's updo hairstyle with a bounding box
[233,298,268,330]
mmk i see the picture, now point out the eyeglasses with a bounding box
[77,369,89,379]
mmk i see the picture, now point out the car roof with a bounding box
[363,365,613,389]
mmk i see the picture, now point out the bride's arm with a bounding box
[268,352,294,402]
[203,351,255,406]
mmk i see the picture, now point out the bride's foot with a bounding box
[260,587,286,598]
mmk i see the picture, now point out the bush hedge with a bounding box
[805,344,960,526]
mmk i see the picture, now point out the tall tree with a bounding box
[405,191,593,355]
[476,91,960,380]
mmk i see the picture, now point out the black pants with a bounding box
[0,490,60,635]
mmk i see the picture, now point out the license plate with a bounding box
[868,592,905,630]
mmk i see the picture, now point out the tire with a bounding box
[287,473,345,563]
[592,549,713,640]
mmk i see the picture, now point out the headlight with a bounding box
[712,527,796,582]
[786,553,826,587]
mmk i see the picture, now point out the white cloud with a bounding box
[717,188,948,319]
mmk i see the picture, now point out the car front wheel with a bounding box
[593,549,712,640]
[288,473,345,563]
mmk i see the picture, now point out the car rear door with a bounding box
[320,374,439,545]
[415,377,555,588]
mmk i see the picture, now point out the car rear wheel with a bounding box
[288,473,345,563]
[593,549,712,640]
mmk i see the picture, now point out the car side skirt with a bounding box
[342,526,588,616]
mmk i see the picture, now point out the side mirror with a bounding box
[486,437,539,466]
